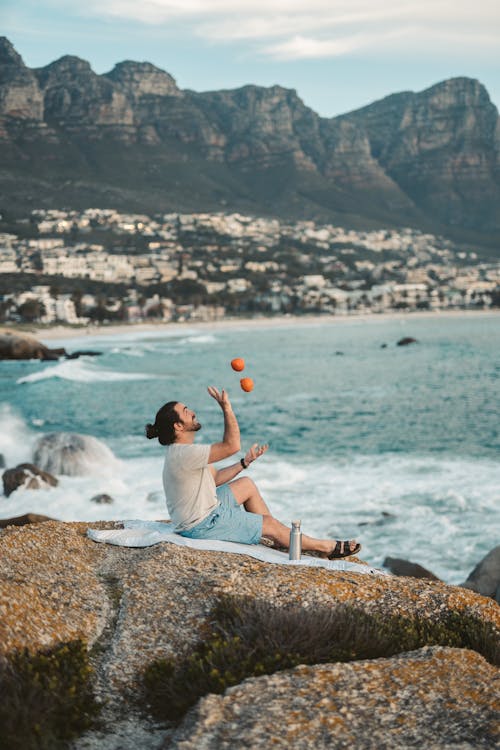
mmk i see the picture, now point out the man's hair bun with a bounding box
[145,423,158,439]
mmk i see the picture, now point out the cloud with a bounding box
[64,0,500,61]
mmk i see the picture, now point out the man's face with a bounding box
[175,403,202,432]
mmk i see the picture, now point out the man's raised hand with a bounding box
[244,443,269,466]
[207,386,232,411]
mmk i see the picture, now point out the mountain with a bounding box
[1,36,499,241]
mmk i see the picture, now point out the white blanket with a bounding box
[87,520,386,576]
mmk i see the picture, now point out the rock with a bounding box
[65,350,102,359]
[0,37,44,120]
[0,512,54,528]
[2,463,58,497]
[0,328,66,360]
[0,521,498,749]
[359,511,396,527]
[460,545,500,603]
[380,343,388,348]
[397,337,418,346]
[167,648,499,750]
[33,432,118,476]
[383,557,441,581]
[0,453,5,468]
[90,493,114,505]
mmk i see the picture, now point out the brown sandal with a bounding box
[328,540,361,559]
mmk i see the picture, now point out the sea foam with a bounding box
[17,358,156,384]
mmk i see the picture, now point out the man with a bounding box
[146,386,361,558]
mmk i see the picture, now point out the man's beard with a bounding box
[184,419,202,432]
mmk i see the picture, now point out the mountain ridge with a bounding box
[1,36,499,242]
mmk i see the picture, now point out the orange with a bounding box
[231,357,245,372]
[240,377,254,392]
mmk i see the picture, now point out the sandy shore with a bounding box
[27,309,498,343]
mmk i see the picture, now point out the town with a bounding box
[0,208,498,325]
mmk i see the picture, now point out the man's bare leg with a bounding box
[229,479,359,557]
[228,477,272,515]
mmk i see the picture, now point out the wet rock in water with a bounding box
[383,557,440,581]
[65,350,102,359]
[90,493,114,505]
[0,453,5,469]
[0,512,54,528]
[0,328,66,360]
[33,432,117,476]
[335,350,344,356]
[358,511,396,527]
[380,343,388,348]
[2,463,58,497]
[460,546,500,603]
[397,336,418,346]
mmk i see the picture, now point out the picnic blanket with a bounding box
[87,520,386,576]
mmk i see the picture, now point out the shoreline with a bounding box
[29,308,499,343]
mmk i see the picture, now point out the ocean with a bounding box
[1,313,498,584]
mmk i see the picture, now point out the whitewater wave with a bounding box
[179,334,217,345]
[0,404,38,468]
[17,358,157,384]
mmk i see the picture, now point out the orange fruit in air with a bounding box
[231,357,245,372]
[240,377,254,392]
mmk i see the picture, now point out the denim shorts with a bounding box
[178,484,263,545]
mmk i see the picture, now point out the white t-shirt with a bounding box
[162,443,217,531]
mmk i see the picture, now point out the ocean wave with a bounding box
[16,359,157,385]
[179,334,217,345]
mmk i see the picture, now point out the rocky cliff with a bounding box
[0,520,498,749]
[1,36,499,238]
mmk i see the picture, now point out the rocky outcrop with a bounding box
[0,512,53,528]
[342,78,500,231]
[0,37,43,121]
[168,647,499,749]
[0,328,101,360]
[0,37,499,235]
[0,328,65,360]
[383,556,440,581]
[2,463,58,497]
[0,521,498,749]
[33,433,119,476]
[461,545,500,603]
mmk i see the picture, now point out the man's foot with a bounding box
[328,540,361,559]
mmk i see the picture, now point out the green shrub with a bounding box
[0,640,100,750]
[143,595,500,723]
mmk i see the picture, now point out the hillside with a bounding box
[1,37,499,243]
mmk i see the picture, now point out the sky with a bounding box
[2,0,500,117]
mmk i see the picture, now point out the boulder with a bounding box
[0,328,64,360]
[383,557,440,581]
[0,328,102,361]
[33,432,118,476]
[2,463,58,497]
[460,546,500,603]
[0,512,54,528]
[0,521,498,750]
[397,337,418,346]
[0,453,5,469]
[167,648,499,750]
[90,493,114,505]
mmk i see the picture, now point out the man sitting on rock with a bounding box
[146,386,360,559]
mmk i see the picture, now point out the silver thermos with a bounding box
[289,520,302,560]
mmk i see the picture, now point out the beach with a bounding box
[30,308,499,343]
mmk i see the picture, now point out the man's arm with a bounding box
[207,386,240,463]
[210,443,269,486]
